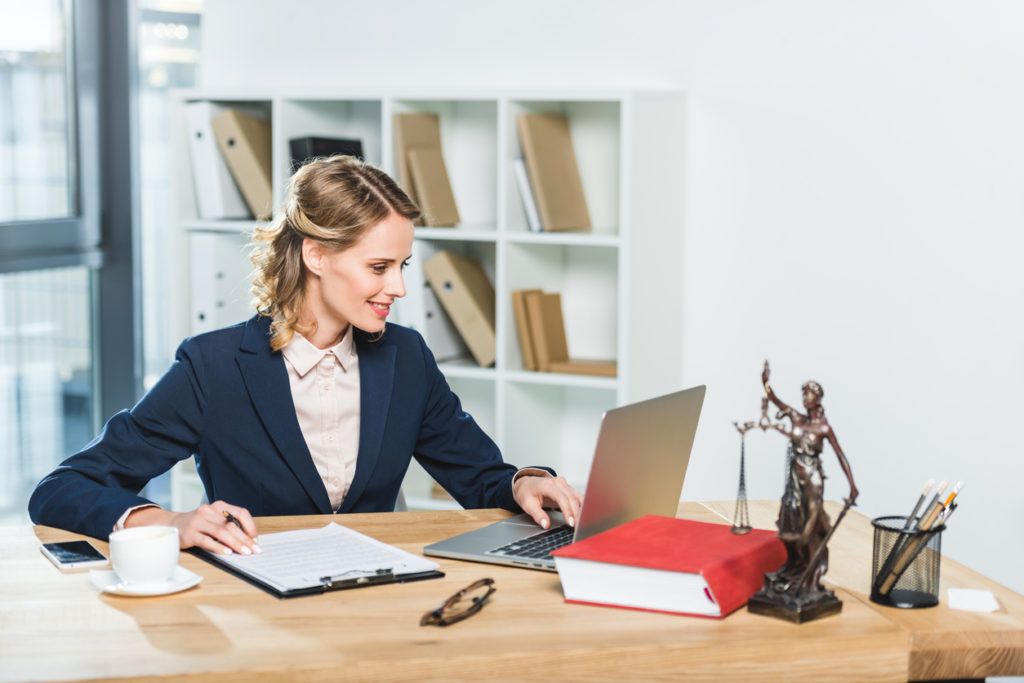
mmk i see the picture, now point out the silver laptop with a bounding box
[423,385,706,571]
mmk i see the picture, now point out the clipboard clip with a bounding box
[319,567,395,589]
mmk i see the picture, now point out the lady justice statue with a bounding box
[742,360,859,623]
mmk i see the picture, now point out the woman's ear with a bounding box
[301,238,324,277]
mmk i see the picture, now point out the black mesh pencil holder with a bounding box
[870,516,944,608]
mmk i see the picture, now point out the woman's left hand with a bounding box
[513,475,584,530]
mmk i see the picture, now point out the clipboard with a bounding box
[189,547,444,599]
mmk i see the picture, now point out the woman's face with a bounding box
[802,387,821,411]
[303,211,414,335]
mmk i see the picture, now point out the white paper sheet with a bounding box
[947,588,1000,613]
[211,522,438,592]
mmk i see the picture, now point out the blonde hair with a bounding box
[249,155,420,351]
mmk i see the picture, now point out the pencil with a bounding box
[902,479,934,531]
[910,480,948,531]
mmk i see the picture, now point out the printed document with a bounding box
[212,523,439,593]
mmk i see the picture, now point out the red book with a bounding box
[551,515,786,618]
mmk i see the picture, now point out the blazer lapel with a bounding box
[337,331,396,513]
[236,317,332,514]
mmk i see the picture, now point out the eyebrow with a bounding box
[368,255,414,263]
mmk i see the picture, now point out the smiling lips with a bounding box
[368,301,391,319]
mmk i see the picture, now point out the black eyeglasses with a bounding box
[420,578,496,627]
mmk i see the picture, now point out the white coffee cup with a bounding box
[109,526,180,585]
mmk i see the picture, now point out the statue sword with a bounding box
[775,496,856,594]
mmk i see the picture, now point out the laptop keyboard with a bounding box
[487,525,575,561]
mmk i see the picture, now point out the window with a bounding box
[0,2,138,524]
[0,267,93,523]
[0,0,75,222]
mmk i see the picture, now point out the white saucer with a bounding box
[90,565,203,596]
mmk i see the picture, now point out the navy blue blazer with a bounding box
[29,315,534,540]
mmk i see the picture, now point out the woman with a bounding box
[29,156,583,556]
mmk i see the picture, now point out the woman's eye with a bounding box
[372,264,387,274]
[401,260,411,270]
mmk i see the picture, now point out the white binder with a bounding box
[189,231,254,334]
[391,240,468,362]
[513,158,543,232]
[185,102,250,220]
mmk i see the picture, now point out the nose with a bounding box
[385,267,406,299]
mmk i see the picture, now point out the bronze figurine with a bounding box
[741,361,859,623]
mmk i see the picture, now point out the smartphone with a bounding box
[40,541,109,570]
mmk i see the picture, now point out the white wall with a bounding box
[202,0,1024,594]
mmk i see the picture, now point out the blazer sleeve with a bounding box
[412,334,547,512]
[28,338,208,540]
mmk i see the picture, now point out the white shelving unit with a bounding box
[169,89,686,512]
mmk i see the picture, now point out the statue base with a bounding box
[747,584,843,624]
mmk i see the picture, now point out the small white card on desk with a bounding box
[948,588,1000,613]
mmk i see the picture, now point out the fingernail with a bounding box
[222,548,233,555]
[252,543,263,554]
[541,518,549,529]
[240,546,252,556]
[569,517,575,527]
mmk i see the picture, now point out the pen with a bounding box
[911,480,948,531]
[222,510,262,553]
[939,501,958,525]
[878,480,959,595]
[941,481,964,511]
[902,479,934,531]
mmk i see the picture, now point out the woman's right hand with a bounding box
[125,501,260,555]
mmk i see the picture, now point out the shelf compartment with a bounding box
[504,99,620,237]
[391,99,498,230]
[274,99,383,214]
[503,242,618,373]
[181,98,273,223]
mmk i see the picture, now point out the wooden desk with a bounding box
[2,501,1022,682]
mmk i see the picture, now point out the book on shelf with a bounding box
[393,113,441,198]
[512,158,542,232]
[211,109,273,221]
[390,240,468,363]
[551,515,786,618]
[511,289,543,370]
[516,113,591,232]
[184,101,250,220]
[407,147,460,227]
[521,290,615,377]
[289,136,364,173]
[394,113,460,227]
[423,250,496,367]
[524,291,566,372]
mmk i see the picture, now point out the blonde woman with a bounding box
[30,156,583,555]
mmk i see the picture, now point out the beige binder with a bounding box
[524,291,616,377]
[393,113,443,202]
[524,292,568,371]
[212,109,273,220]
[407,147,460,227]
[516,113,591,232]
[423,251,496,367]
[511,289,543,370]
